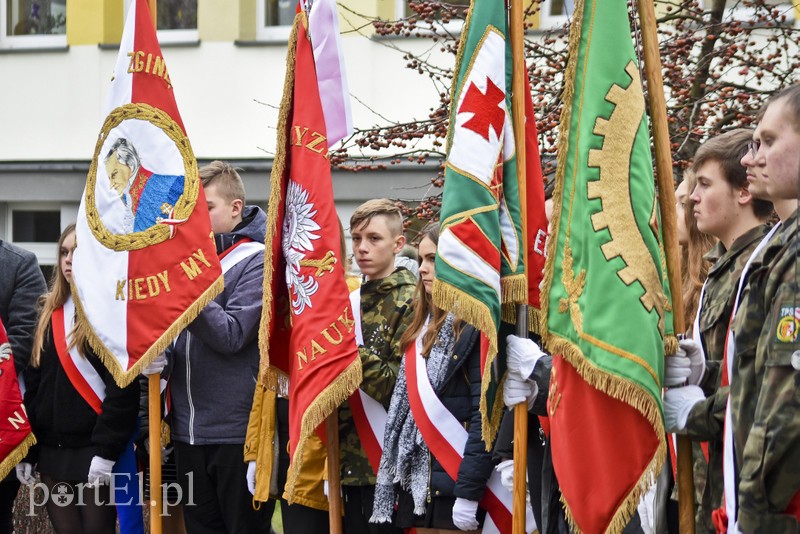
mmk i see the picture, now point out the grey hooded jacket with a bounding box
[168,206,266,445]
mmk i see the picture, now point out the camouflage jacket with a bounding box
[736,210,800,532]
[339,267,416,486]
[684,224,771,533]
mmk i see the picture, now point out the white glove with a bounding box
[323,480,329,497]
[87,456,115,486]
[15,462,35,485]
[503,374,538,410]
[663,386,705,433]
[676,339,706,386]
[664,354,692,387]
[452,497,480,531]
[506,335,546,379]
[142,351,168,376]
[246,461,256,495]
[495,459,514,493]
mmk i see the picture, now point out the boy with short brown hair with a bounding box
[340,198,416,534]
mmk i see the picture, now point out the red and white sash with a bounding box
[719,222,781,530]
[52,296,106,414]
[218,238,265,274]
[347,288,387,474]
[666,281,711,480]
[405,328,528,533]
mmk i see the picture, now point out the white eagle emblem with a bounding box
[283,181,321,314]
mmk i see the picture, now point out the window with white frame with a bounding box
[256,0,294,41]
[0,0,67,49]
[122,0,198,43]
[538,0,574,29]
[155,0,197,43]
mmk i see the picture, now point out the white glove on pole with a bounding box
[495,459,514,493]
[664,354,692,387]
[452,497,480,531]
[142,351,168,376]
[506,335,546,379]
[503,374,538,410]
[246,461,256,495]
[663,386,705,433]
[15,462,35,485]
[676,339,706,386]
[87,456,115,486]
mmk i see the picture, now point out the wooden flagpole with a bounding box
[635,1,695,532]
[326,413,343,534]
[509,0,529,532]
[146,3,164,533]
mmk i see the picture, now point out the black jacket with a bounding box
[24,328,140,461]
[429,324,496,501]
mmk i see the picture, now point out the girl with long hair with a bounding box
[371,223,494,533]
[19,224,140,534]
[677,170,717,330]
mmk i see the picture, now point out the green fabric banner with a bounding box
[540,0,672,528]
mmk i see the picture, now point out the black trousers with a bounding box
[342,485,403,534]
[276,398,329,534]
[173,441,273,534]
[0,476,19,534]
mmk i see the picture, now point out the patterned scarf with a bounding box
[371,313,456,523]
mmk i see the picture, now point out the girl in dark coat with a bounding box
[371,223,495,533]
[18,224,140,534]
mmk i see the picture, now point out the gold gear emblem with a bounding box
[587,61,667,334]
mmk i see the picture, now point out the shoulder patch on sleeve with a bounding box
[775,304,800,344]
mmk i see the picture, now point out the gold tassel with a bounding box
[664,335,678,356]
[500,275,528,304]
[0,433,36,481]
[161,421,171,448]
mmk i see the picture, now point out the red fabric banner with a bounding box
[259,14,361,503]
[549,356,659,533]
[0,319,35,479]
[523,74,548,315]
[72,0,222,386]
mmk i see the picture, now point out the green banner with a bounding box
[542,0,672,445]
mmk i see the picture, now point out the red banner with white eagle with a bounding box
[72,0,222,386]
[0,319,35,479]
[256,13,361,502]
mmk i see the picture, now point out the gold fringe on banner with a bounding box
[283,359,362,504]
[536,0,667,529]
[431,280,502,448]
[664,335,678,357]
[161,421,171,448]
[0,433,35,481]
[547,335,666,534]
[500,274,527,304]
[257,13,301,384]
[73,276,223,388]
[501,302,543,335]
